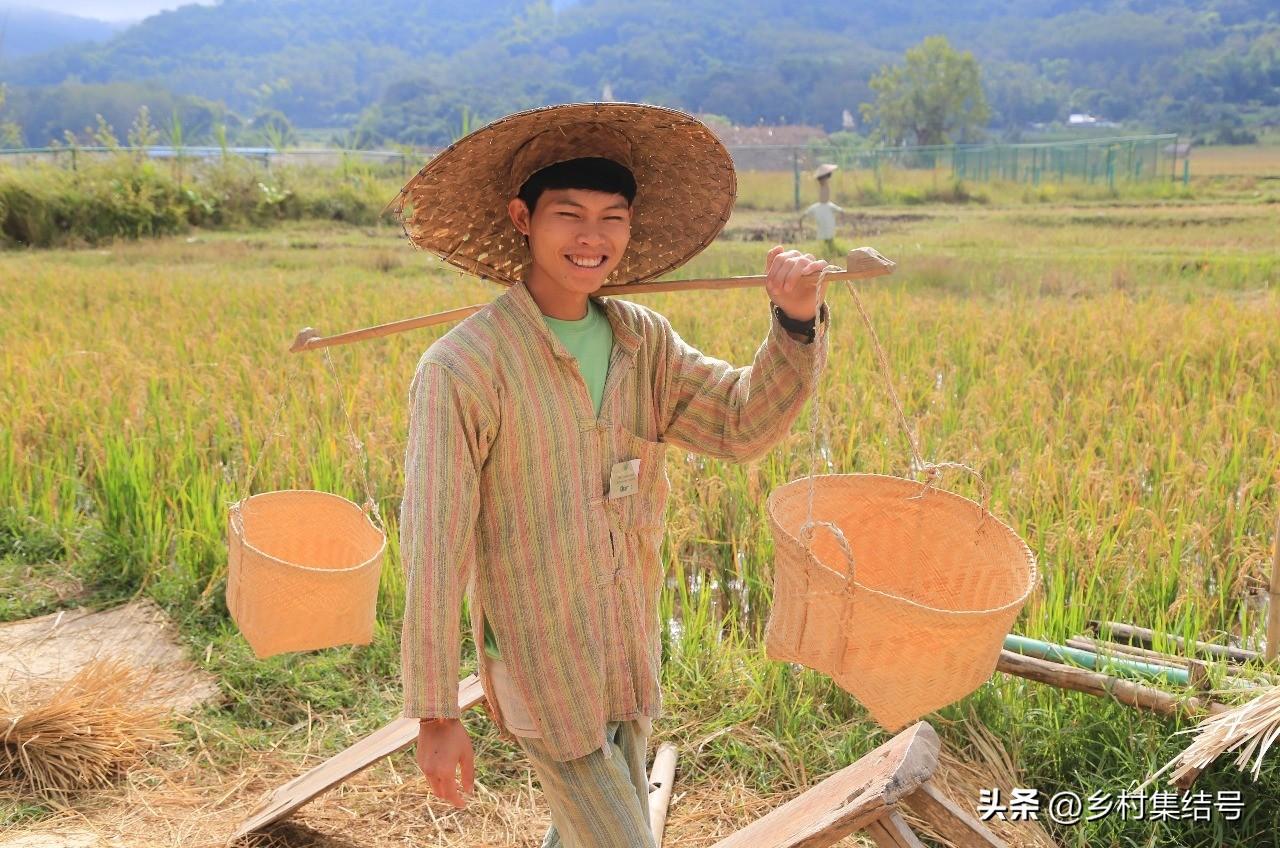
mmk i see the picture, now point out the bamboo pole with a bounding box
[1068,636,1275,690]
[1003,634,1190,685]
[1088,620,1260,665]
[289,246,896,353]
[1066,636,1187,669]
[1267,505,1280,663]
[647,742,678,846]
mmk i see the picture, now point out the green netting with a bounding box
[786,134,1179,188]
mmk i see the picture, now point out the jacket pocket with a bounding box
[605,427,670,534]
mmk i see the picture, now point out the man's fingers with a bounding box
[461,746,475,795]
[765,244,787,274]
[435,770,465,808]
[783,255,806,294]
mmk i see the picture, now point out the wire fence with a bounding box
[1,133,1187,208]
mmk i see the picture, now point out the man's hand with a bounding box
[764,245,833,323]
[415,718,474,808]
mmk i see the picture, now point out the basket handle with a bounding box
[798,519,857,598]
[909,460,991,530]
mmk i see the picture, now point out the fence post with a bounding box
[792,149,800,211]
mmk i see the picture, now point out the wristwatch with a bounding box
[773,302,827,344]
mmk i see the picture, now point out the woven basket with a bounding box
[765,473,1036,731]
[227,490,385,659]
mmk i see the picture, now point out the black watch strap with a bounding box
[773,303,825,343]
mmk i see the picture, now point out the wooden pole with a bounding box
[1088,620,1260,665]
[1267,505,1280,663]
[290,246,896,353]
[994,650,1230,719]
[648,742,678,846]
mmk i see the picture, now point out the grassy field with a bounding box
[2,146,1279,845]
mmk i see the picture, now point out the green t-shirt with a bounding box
[482,298,614,660]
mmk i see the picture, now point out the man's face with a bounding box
[508,188,632,296]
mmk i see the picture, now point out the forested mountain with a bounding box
[0,5,124,59]
[1,0,1276,146]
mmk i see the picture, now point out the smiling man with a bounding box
[395,102,833,848]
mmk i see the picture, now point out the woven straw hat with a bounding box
[389,102,737,287]
[813,163,838,180]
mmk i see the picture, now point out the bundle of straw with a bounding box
[1142,685,1280,789]
[1,657,177,804]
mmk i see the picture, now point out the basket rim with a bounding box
[767,472,1038,617]
[229,488,387,574]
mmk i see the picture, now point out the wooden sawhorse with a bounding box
[711,721,1004,848]
[235,677,1005,847]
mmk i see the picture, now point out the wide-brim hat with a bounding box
[813,163,838,180]
[389,102,737,287]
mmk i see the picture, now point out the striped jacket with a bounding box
[400,278,830,761]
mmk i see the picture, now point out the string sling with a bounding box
[226,349,386,659]
[764,269,1038,731]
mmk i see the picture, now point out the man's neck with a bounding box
[524,268,592,320]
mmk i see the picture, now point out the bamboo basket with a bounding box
[765,473,1036,731]
[227,490,385,659]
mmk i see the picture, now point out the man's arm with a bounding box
[655,301,830,464]
[400,359,494,720]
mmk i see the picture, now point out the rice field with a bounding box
[2,148,1279,845]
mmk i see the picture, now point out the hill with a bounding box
[0,5,125,59]
[1,0,1277,146]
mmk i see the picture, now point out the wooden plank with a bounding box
[865,811,928,848]
[232,675,485,838]
[709,722,939,848]
[903,780,1006,848]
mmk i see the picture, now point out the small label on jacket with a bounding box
[607,459,641,499]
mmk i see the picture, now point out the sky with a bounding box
[12,1,213,21]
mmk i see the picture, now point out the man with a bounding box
[394,102,833,847]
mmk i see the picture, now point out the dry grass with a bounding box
[1,659,177,807]
[0,702,1044,847]
[1142,685,1280,789]
[1186,144,1280,177]
[1,733,789,847]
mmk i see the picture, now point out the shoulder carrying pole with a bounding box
[290,247,895,353]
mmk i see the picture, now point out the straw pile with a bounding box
[1143,685,1280,788]
[1,657,176,805]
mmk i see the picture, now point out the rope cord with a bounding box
[799,260,990,582]
[232,347,385,535]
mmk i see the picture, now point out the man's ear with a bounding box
[507,198,531,236]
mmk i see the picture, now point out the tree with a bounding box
[860,36,990,147]
[0,86,24,148]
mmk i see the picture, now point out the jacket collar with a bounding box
[502,279,643,361]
